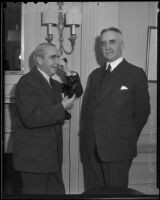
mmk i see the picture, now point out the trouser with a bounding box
[21,171,65,194]
[83,149,133,191]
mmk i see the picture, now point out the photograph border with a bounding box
[145,26,157,83]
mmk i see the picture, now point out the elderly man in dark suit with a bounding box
[13,43,83,194]
[80,27,150,192]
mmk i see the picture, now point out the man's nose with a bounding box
[56,58,61,65]
[104,43,110,50]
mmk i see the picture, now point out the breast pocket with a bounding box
[113,89,133,107]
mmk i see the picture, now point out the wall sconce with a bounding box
[42,2,81,55]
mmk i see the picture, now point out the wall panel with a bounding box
[80,2,119,89]
[119,2,158,194]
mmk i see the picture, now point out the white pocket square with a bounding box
[120,85,128,90]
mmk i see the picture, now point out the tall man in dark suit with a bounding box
[13,43,83,194]
[80,27,150,191]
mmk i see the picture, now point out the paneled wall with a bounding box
[78,2,120,193]
[80,2,119,88]
[4,1,158,195]
[118,2,158,194]
[129,83,157,194]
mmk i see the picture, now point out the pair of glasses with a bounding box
[100,40,117,47]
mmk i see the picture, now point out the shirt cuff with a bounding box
[65,71,77,76]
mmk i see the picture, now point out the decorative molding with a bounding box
[129,178,157,185]
[137,144,156,153]
[129,183,159,195]
[5,71,24,75]
[4,96,16,104]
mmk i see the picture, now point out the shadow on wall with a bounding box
[94,35,106,67]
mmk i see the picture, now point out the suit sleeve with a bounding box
[79,73,92,134]
[133,69,150,138]
[79,73,94,162]
[15,78,65,128]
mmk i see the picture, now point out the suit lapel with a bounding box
[32,67,58,102]
[99,59,130,101]
[91,67,106,104]
[53,80,62,102]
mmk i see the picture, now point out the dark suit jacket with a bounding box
[80,59,150,163]
[13,66,83,173]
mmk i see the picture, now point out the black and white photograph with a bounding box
[1,2,159,199]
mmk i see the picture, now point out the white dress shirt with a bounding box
[106,57,123,72]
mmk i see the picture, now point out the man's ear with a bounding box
[36,56,43,65]
[121,41,124,50]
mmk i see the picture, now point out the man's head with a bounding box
[33,43,60,76]
[100,27,124,62]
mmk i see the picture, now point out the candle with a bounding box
[71,25,75,35]
[48,24,52,35]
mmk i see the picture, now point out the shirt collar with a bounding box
[37,67,50,84]
[106,57,123,71]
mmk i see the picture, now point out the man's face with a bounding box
[39,46,60,76]
[100,30,123,62]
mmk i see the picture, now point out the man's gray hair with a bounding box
[32,43,56,65]
[100,27,123,36]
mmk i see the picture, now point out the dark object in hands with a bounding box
[62,84,75,98]
[65,111,71,120]
[62,73,83,98]
[63,58,68,63]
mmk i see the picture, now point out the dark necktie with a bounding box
[49,77,54,89]
[49,76,60,103]
[106,64,111,75]
[100,64,111,94]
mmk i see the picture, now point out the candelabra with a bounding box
[42,2,81,55]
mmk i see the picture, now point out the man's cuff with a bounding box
[65,71,78,76]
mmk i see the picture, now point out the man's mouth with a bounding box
[51,65,58,69]
[105,51,113,54]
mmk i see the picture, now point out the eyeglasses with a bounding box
[100,40,119,47]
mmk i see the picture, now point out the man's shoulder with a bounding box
[17,67,38,85]
[123,60,147,83]
[90,67,102,76]
[124,59,144,74]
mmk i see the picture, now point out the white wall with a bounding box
[118,2,158,194]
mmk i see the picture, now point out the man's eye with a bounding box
[50,55,58,59]
[109,40,116,44]
[100,42,107,46]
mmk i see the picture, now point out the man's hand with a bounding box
[61,94,76,110]
[59,58,71,76]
